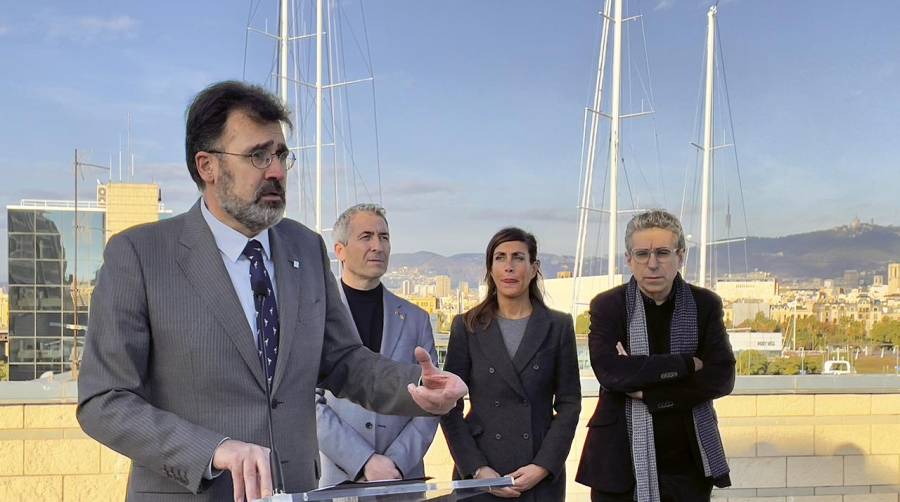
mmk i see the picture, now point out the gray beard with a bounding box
[217,169,285,235]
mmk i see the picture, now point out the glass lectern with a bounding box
[254,476,515,501]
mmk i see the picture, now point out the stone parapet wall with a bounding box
[1,393,899,501]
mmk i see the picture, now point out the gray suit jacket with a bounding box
[316,287,439,486]
[76,201,423,501]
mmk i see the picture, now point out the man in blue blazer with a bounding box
[317,204,439,486]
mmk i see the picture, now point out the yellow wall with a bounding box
[2,394,899,501]
[102,184,160,243]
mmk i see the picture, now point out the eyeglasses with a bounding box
[208,149,296,171]
[628,247,680,264]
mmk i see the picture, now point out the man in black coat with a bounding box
[576,210,735,502]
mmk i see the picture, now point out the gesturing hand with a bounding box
[407,346,468,415]
[474,465,520,498]
[506,463,549,493]
[362,453,401,481]
[212,439,272,502]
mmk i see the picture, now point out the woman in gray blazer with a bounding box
[441,227,582,501]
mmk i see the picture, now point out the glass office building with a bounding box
[7,203,104,380]
[6,184,167,380]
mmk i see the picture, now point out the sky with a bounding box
[1,0,899,282]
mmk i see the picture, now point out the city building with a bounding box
[5,183,169,381]
[889,263,900,296]
[842,269,861,290]
[406,296,437,315]
[401,280,412,296]
[715,276,779,303]
[434,275,451,298]
[457,281,470,298]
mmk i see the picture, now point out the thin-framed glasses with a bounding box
[628,247,680,264]
[208,149,296,171]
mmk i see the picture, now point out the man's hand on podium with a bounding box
[407,346,468,415]
[213,439,273,501]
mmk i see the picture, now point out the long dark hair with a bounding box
[463,227,544,332]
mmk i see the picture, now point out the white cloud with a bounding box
[383,181,456,197]
[655,0,674,11]
[48,14,138,43]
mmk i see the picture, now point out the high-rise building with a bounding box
[6,183,169,381]
[458,281,470,297]
[434,275,452,298]
[401,280,412,296]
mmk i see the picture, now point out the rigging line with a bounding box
[621,156,638,211]
[358,0,383,204]
[242,1,255,81]
[326,0,342,220]
[638,7,657,109]
[591,134,613,276]
[626,137,653,208]
[715,16,752,273]
[333,1,370,205]
[329,0,353,205]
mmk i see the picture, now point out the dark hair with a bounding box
[184,80,292,190]
[463,227,544,332]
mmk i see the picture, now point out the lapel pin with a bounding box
[291,259,300,269]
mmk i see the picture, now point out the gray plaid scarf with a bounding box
[625,274,729,501]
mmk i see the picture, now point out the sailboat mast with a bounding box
[699,5,717,288]
[607,0,624,279]
[574,0,612,280]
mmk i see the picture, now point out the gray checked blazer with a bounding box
[316,287,439,486]
[76,201,423,501]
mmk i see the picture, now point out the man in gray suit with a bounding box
[76,81,466,502]
[317,204,439,486]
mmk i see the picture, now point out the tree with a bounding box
[575,312,590,335]
[737,350,768,375]
[767,357,800,375]
[870,319,900,347]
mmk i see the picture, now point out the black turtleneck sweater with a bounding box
[643,292,703,476]
[341,281,384,353]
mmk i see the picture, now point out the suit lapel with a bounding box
[512,303,551,373]
[476,320,527,399]
[175,202,265,390]
[268,224,309,394]
[381,289,405,359]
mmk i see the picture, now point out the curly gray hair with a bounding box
[624,209,686,252]
[333,203,388,244]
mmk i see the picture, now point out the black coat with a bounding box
[575,284,735,493]
[441,303,582,501]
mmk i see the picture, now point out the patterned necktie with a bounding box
[243,239,279,383]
